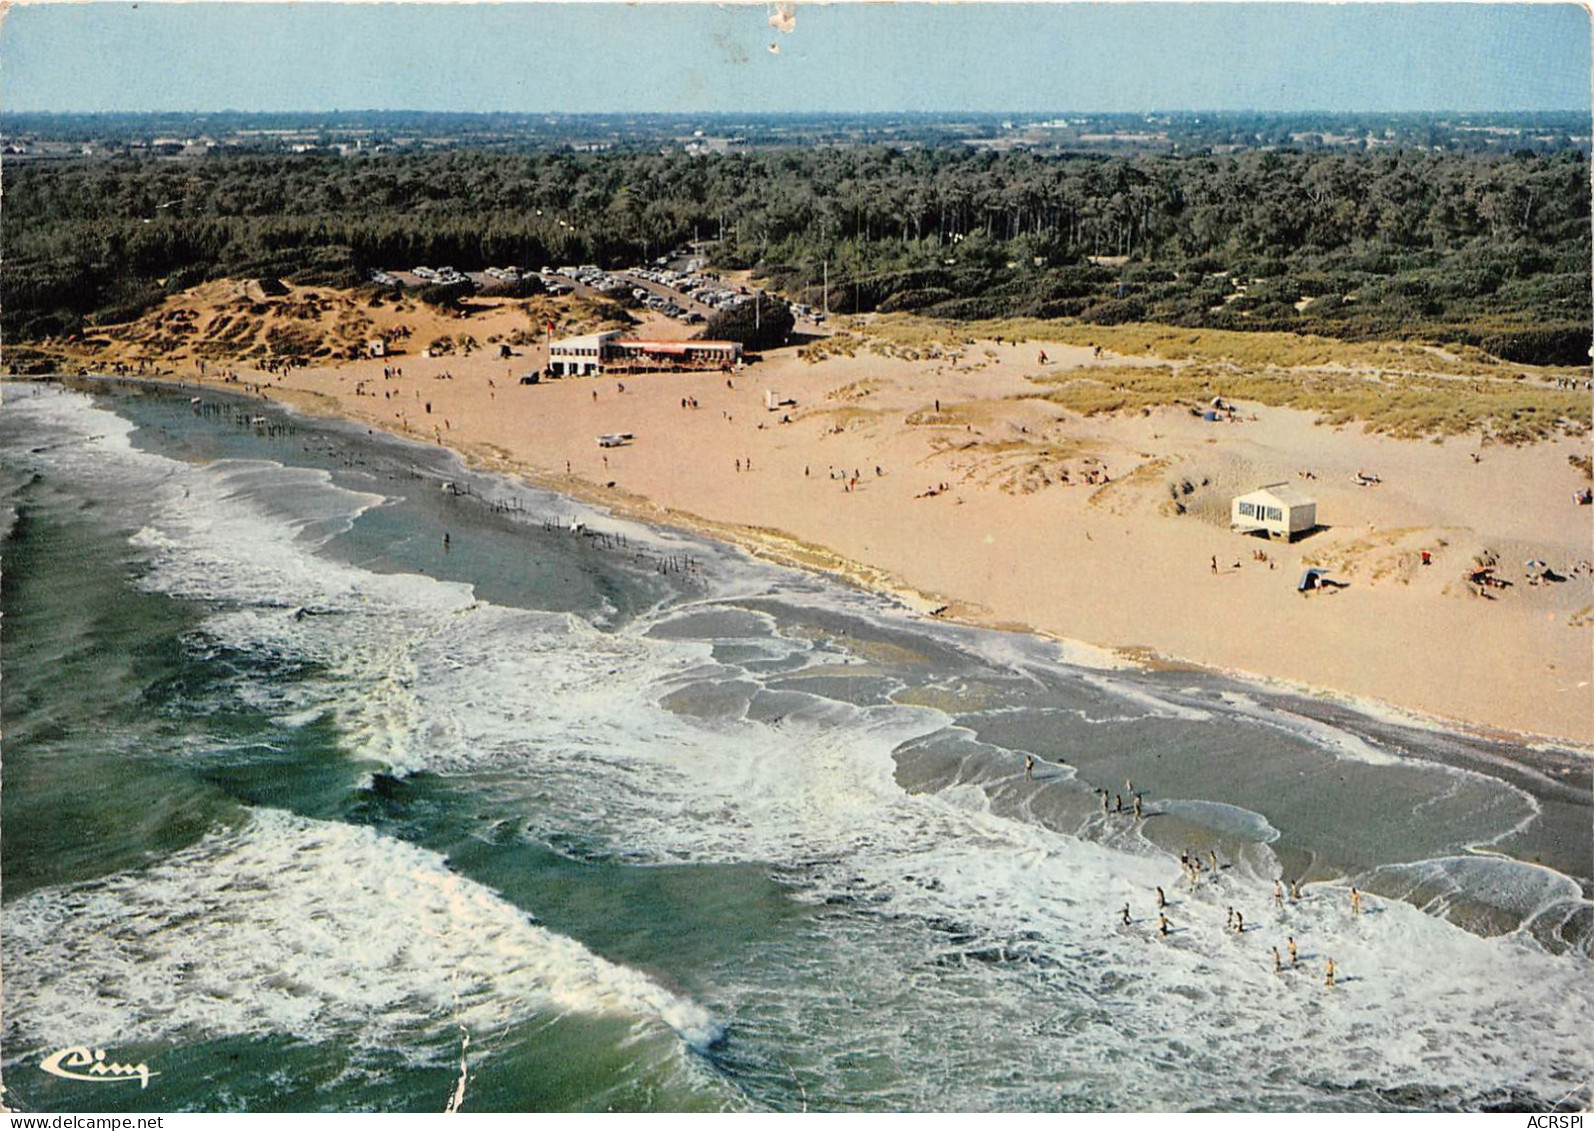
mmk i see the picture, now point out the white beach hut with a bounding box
[1231,482,1317,540]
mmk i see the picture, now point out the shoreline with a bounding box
[18,283,1591,749]
[27,368,1593,758]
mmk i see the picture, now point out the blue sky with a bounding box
[1,2,1588,114]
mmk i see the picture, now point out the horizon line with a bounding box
[7,107,1591,118]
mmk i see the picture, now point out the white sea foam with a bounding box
[703,771,1593,1109]
[359,601,1591,1104]
[10,385,1590,1109]
[1077,673,1215,722]
[2,808,720,1055]
[1204,691,1549,857]
[1375,853,1592,945]
[1158,798,1282,845]
[1215,691,1404,766]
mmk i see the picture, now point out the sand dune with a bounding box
[32,283,1594,746]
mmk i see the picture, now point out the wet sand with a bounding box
[43,283,1594,747]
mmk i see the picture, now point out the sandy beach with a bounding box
[35,280,1594,746]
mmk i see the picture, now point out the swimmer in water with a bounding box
[1025,754,1035,780]
[1114,794,1123,813]
[1101,791,1111,816]
[1274,880,1284,907]
[1133,794,1143,820]
[1291,880,1303,902]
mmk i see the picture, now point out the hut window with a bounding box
[1265,506,1283,521]
[1238,502,1256,518]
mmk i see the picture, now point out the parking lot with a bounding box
[374,258,829,337]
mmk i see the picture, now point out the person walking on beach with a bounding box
[1159,913,1171,936]
[1133,794,1143,820]
[1272,946,1282,974]
[1156,886,1167,909]
[1226,907,1236,931]
[1291,880,1303,902]
[1351,888,1362,915]
[1122,904,1132,927]
[1114,794,1123,814]
[1211,555,1218,574]
[1233,910,1243,934]
[1101,791,1111,816]
[1324,958,1336,988]
[1274,880,1284,908]
[1288,937,1298,966]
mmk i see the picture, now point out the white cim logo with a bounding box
[40,1047,157,1089]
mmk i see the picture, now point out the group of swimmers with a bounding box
[1098,780,1144,821]
[1272,878,1306,905]
[1122,863,1363,989]
[1178,847,1222,887]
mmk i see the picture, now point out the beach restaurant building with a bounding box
[548,332,742,377]
[1231,482,1317,540]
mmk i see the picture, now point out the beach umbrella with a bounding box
[1525,559,1548,570]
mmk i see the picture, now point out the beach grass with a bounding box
[1024,363,1589,442]
[839,314,1587,443]
[865,313,1583,379]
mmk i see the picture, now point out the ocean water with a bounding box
[2,379,1589,1113]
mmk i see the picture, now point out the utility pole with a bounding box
[823,258,829,318]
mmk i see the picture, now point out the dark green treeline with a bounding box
[4,145,1588,363]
